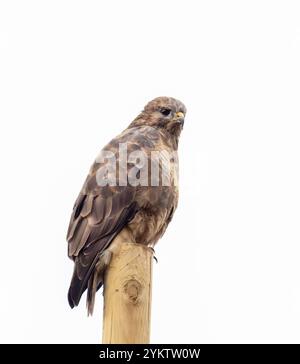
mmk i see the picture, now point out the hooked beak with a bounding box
[174,111,185,126]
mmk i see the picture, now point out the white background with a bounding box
[0,0,300,343]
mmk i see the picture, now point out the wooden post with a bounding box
[102,241,153,344]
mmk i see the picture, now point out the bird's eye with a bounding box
[160,108,171,116]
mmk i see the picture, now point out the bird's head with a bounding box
[131,96,187,138]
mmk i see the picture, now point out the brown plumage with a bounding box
[67,96,186,314]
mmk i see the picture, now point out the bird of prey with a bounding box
[67,96,186,314]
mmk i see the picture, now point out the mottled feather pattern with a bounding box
[67,97,186,313]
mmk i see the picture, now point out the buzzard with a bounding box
[67,96,186,314]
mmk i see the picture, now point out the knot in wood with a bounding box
[124,279,142,304]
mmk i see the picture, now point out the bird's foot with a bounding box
[149,247,158,263]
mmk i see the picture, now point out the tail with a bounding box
[86,250,112,315]
[67,253,100,309]
[67,237,115,312]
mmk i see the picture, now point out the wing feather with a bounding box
[67,161,137,307]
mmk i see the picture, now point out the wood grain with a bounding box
[102,241,153,344]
